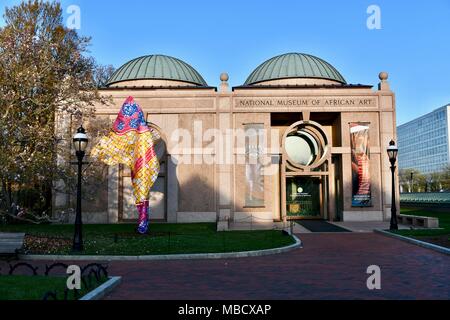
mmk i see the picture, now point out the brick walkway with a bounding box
[103,233,450,300]
[3,233,447,300]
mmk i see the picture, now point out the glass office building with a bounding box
[398,105,450,174]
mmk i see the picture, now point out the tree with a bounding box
[426,172,444,192]
[441,165,450,191]
[0,0,110,222]
[399,169,424,193]
[93,64,116,88]
[399,168,449,193]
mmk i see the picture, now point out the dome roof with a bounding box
[244,53,346,85]
[107,55,208,87]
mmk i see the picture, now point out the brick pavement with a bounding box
[2,233,448,300]
[101,233,450,300]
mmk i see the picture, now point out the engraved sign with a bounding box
[235,97,376,109]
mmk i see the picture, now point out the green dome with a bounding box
[107,55,208,86]
[244,53,346,85]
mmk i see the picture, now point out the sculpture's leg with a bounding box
[137,200,150,234]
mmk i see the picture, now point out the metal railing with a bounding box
[0,262,108,300]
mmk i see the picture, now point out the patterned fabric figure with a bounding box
[91,96,160,234]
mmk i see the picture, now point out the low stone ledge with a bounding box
[374,229,450,256]
[397,214,439,229]
[79,276,122,301]
[18,235,302,262]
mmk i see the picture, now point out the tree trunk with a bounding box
[1,178,12,214]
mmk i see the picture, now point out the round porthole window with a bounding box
[283,121,330,170]
[285,131,319,166]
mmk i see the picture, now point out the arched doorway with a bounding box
[281,120,331,221]
[119,123,168,222]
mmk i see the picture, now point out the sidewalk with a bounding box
[104,233,450,300]
[230,221,413,233]
[330,221,415,233]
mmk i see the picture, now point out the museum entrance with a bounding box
[286,176,323,219]
[281,119,332,221]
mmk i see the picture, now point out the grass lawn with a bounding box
[392,208,450,248]
[0,275,103,300]
[0,223,295,256]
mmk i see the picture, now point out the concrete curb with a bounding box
[18,235,302,262]
[79,276,122,301]
[374,229,450,256]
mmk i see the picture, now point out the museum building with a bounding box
[54,53,399,228]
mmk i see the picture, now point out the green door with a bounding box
[286,177,322,219]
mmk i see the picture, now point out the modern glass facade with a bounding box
[398,105,450,174]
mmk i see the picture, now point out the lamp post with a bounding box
[72,126,89,252]
[387,140,399,231]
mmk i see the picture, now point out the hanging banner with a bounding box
[350,123,372,207]
[245,124,265,207]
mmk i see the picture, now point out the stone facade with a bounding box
[53,54,399,227]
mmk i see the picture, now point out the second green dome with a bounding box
[244,53,346,85]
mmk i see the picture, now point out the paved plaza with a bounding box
[3,232,448,300]
[103,233,450,300]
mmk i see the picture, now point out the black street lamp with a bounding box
[387,140,399,231]
[72,126,89,252]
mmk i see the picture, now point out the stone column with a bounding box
[217,73,233,231]
[53,111,72,221]
[328,158,336,221]
[107,165,120,223]
[378,72,399,221]
[167,155,178,223]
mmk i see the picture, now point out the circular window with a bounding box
[283,121,330,169]
[285,131,319,166]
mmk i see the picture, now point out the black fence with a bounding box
[0,262,108,300]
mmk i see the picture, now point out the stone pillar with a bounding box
[271,154,281,221]
[328,158,336,221]
[167,155,178,223]
[217,73,233,231]
[107,165,120,223]
[219,73,230,93]
[377,72,399,221]
[53,111,72,221]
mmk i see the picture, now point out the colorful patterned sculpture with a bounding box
[91,96,160,234]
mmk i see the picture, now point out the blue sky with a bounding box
[1,0,449,125]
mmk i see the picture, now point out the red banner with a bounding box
[350,123,372,207]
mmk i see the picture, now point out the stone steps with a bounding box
[229,222,277,231]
